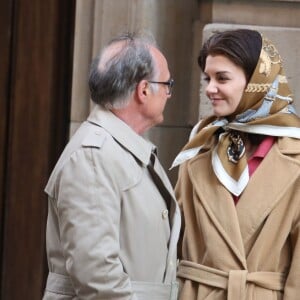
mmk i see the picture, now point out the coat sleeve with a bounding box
[283,184,300,299]
[174,162,191,260]
[55,147,138,300]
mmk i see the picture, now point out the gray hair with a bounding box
[88,31,159,109]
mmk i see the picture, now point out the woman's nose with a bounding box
[206,81,218,94]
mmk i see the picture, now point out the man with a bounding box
[43,32,181,300]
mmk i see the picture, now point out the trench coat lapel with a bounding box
[236,138,300,250]
[188,151,247,269]
[151,154,177,205]
[151,155,181,282]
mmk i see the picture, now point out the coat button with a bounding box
[162,209,168,219]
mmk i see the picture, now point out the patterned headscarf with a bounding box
[172,35,300,196]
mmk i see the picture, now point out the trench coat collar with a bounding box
[187,137,300,269]
[87,105,155,166]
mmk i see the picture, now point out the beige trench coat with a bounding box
[43,106,181,300]
[175,137,300,300]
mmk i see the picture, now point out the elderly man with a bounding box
[43,32,180,300]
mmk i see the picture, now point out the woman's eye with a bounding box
[218,76,229,82]
[203,76,210,82]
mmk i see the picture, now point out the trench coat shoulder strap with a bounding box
[81,125,107,149]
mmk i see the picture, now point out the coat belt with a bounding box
[45,272,179,299]
[177,260,286,300]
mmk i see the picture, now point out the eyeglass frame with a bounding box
[148,78,174,95]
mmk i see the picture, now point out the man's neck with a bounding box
[111,107,149,135]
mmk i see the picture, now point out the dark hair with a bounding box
[198,29,262,82]
[88,32,158,108]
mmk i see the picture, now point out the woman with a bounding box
[173,29,300,299]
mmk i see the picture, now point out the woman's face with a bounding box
[204,54,247,117]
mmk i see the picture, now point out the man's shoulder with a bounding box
[45,121,143,197]
[67,121,121,154]
[80,123,108,149]
[44,122,109,197]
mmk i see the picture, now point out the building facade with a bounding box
[0,0,299,299]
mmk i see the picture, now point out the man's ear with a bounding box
[136,80,150,103]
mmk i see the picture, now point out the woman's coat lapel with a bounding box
[186,137,300,270]
[188,150,247,269]
[236,140,300,252]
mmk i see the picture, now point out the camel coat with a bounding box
[175,136,300,300]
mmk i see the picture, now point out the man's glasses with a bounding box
[148,78,174,95]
